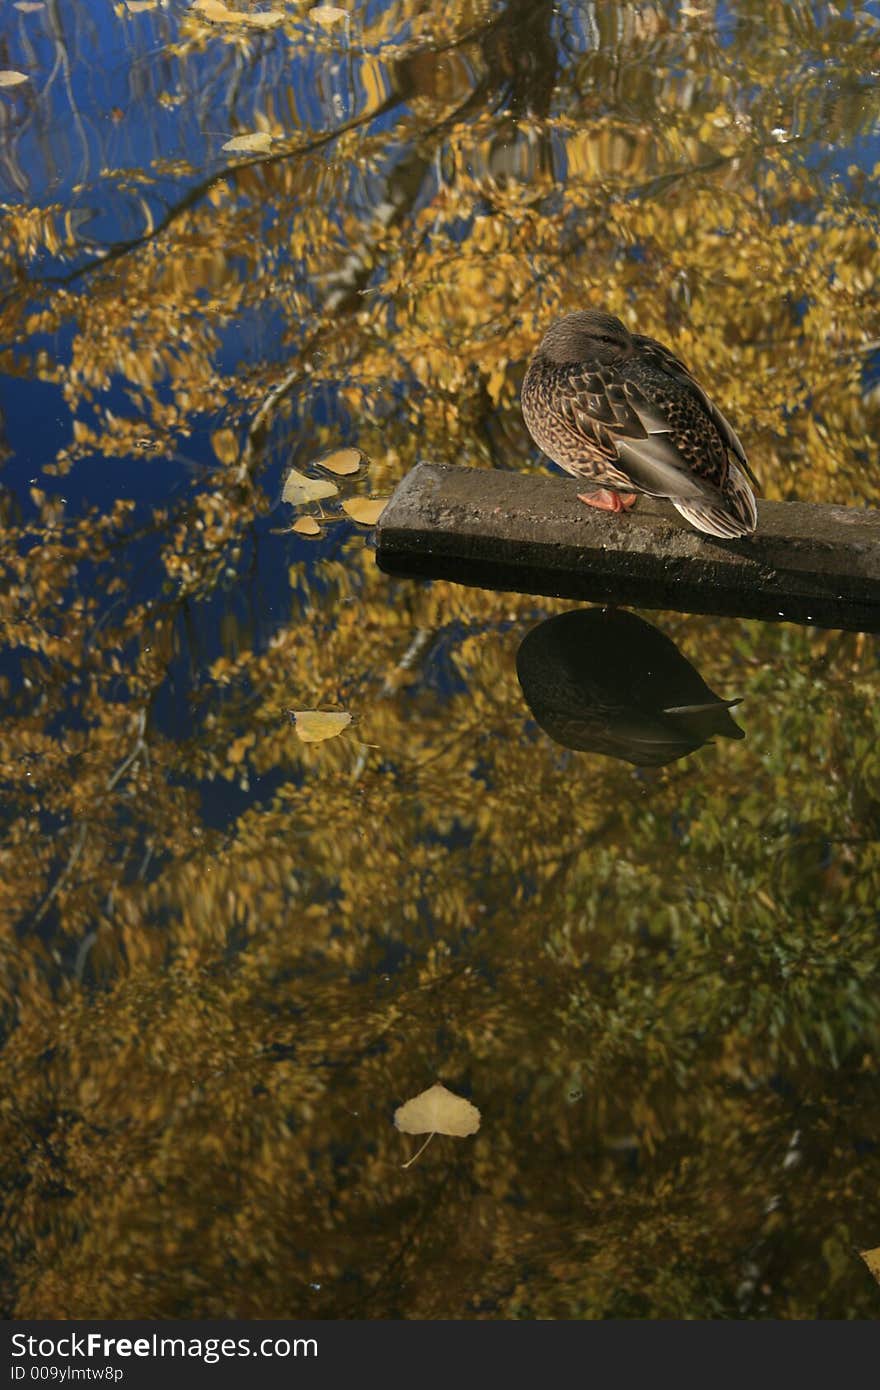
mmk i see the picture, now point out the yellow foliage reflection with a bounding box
[1,0,879,1321]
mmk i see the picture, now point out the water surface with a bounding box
[1,0,880,1319]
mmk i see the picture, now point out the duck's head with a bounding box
[534,310,632,366]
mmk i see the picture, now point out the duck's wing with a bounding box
[544,368,643,492]
[633,336,760,490]
[555,362,730,506]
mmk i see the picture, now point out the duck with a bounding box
[521,309,758,539]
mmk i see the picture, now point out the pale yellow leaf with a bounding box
[292,710,352,743]
[395,1084,480,1137]
[0,71,30,87]
[282,468,338,506]
[125,1,158,12]
[14,3,45,11]
[316,447,364,476]
[292,516,321,536]
[222,132,273,154]
[342,497,388,525]
[310,5,347,25]
[861,1248,880,1285]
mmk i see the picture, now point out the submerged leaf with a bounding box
[394,1083,481,1137]
[292,710,352,743]
[239,9,283,25]
[238,7,284,26]
[341,497,388,525]
[316,447,365,476]
[0,71,30,87]
[282,468,338,506]
[222,132,273,155]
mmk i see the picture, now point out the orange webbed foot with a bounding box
[577,490,638,513]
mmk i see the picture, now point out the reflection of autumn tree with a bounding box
[1,0,880,1320]
[3,554,880,1317]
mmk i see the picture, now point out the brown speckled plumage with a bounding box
[521,310,758,539]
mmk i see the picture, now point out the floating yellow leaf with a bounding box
[0,71,30,87]
[316,447,364,476]
[395,1083,480,1136]
[14,3,45,11]
[310,6,348,25]
[292,711,352,744]
[124,1,158,12]
[394,1083,480,1166]
[341,497,388,525]
[861,1248,880,1285]
[292,516,321,537]
[282,468,338,506]
[222,132,273,155]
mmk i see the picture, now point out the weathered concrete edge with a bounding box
[375,463,880,633]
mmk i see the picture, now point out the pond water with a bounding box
[2,0,880,1319]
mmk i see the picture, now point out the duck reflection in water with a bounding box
[516,608,745,768]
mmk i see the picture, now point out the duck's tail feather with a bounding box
[670,460,758,539]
